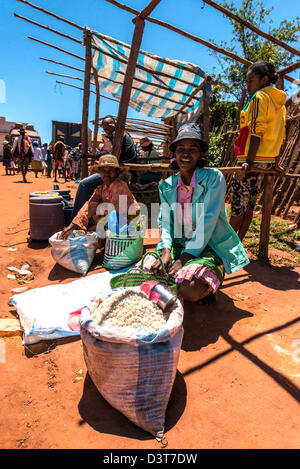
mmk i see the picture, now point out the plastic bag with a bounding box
[80,286,184,441]
[49,230,99,275]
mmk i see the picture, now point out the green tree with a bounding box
[210,0,300,101]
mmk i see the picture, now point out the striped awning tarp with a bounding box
[91,32,211,122]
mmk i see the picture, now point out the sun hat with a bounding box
[140,137,152,147]
[89,154,120,173]
[169,123,207,152]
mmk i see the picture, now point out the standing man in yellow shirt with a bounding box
[230,61,286,241]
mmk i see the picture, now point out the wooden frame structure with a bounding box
[15,0,300,260]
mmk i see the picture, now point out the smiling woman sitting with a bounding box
[138,123,249,304]
[59,154,139,240]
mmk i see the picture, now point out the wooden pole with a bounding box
[112,1,162,159]
[258,175,274,260]
[175,80,206,117]
[104,0,297,85]
[92,67,100,157]
[14,13,82,43]
[46,71,82,81]
[28,36,84,61]
[55,80,121,104]
[40,57,85,73]
[200,0,300,58]
[81,28,92,179]
[278,61,300,76]
[202,81,210,144]
[112,16,146,159]
[17,0,84,30]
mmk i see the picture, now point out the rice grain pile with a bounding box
[91,288,169,331]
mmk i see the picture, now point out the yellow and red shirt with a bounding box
[234,86,286,164]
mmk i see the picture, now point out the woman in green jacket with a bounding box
[140,123,249,304]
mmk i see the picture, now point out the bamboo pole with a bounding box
[175,81,206,117]
[41,56,191,99]
[112,0,163,159]
[138,0,162,19]
[56,80,94,94]
[105,0,251,67]
[46,71,82,81]
[201,0,300,58]
[104,0,297,84]
[278,61,300,76]
[17,0,84,30]
[55,80,121,104]
[112,16,146,159]
[14,13,82,44]
[202,82,210,144]
[40,57,85,73]
[16,0,208,82]
[28,36,84,61]
[18,0,297,84]
[81,29,92,179]
[92,67,100,156]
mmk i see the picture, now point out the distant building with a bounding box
[0,117,41,156]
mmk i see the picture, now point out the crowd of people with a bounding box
[1,114,162,184]
[1,132,83,183]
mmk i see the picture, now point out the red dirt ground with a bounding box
[0,170,299,450]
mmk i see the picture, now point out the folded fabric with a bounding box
[10,268,130,344]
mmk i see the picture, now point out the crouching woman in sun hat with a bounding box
[59,154,139,240]
[139,123,249,304]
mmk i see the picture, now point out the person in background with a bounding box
[12,128,33,183]
[98,132,113,155]
[139,136,162,184]
[41,143,48,176]
[46,144,52,178]
[52,136,65,183]
[59,154,139,240]
[72,116,137,218]
[137,123,249,304]
[63,145,72,182]
[230,61,286,241]
[69,143,81,181]
[31,141,43,178]
[2,140,12,175]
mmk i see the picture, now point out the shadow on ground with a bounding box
[181,291,253,352]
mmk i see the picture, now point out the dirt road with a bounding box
[0,170,299,449]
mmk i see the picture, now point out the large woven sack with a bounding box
[49,230,99,275]
[80,286,184,442]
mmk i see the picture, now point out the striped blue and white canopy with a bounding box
[91,32,210,122]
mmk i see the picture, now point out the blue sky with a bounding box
[0,0,299,144]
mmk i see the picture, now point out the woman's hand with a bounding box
[166,252,194,281]
[150,248,172,276]
[59,223,78,240]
